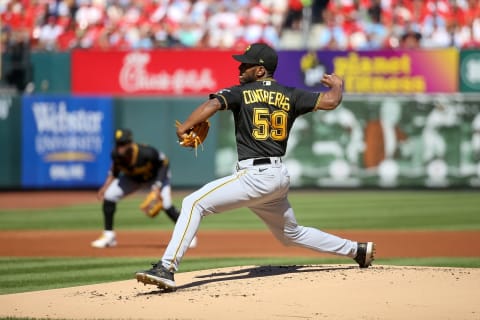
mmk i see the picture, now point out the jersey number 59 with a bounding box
[252,108,288,141]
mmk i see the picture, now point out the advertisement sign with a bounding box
[460,50,480,92]
[276,49,458,94]
[22,96,113,188]
[72,50,239,96]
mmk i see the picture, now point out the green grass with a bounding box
[1,256,480,295]
[1,190,479,231]
[0,190,479,296]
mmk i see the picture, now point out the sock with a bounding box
[104,230,115,238]
[164,206,180,223]
[103,200,116,231]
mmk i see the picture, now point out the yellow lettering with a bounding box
[399,55,411,74]
[345,76,427,93]
[274,92,281,106]
[387,57,399,74]
[372,57,389,74]
[265,90,270,102]
[347,52,360,75]
[359,57,372,75]
[243,90,291,110]
[262,90,269,102]
[372,77,385,91]
[281,97,290,111]
[252,89,260,102]
[255,90,261,102]
[243,91,251,104]
[344,76,355,92]
[259,89,266,102]
[334,56,348,75]
[413,77,426,91]
[268,91,275,105]
[356,77,371,91]
[334,53,413,77]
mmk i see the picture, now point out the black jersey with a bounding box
[110,143,168,183]
[211,78,322,160]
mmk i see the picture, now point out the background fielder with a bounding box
[92,128,197,249]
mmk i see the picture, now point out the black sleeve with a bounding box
[209,85,243,111]
[155,152,169,185]
[290,88,322,116]
[110,150,120,177]
[142,146,166,186]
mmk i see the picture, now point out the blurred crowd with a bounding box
[0,0,479,53]
[315,0,480,49]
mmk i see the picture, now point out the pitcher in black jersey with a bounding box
[135,43,375,290]
[92,128,197,249]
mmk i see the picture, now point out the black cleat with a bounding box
[135,263,176,290]
[354,242,375,268]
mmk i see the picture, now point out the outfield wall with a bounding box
[217,94,480,188]
[0,95,21,188]
[0,95,212,189]
[1,94,479,189]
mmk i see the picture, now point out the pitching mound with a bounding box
[1,265,479,319]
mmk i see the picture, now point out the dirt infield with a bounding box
[1,265,479,320]
[1,229,480,258]
[1,191,480,319]
[0,190,101,209]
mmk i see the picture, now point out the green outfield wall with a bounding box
[2,94,479,190]
[0,94,21,188]
[114,97,215,187]
[30,52,71,94]
[0,95,216,189]
[460,50,480,93]
[216,94,480,188]
[1,52,71,94]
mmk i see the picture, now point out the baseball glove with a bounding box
[175,120,210,154]
[139,190,163,218]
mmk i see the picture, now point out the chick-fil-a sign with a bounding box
[72,49,239,96]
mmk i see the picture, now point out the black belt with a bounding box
[252,158,284,165]
[252,158,271,165]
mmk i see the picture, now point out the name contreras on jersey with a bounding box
[243,89,290,111]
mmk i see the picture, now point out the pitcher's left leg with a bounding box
[251,199,357,257]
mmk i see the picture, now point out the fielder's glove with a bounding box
[176,120,210,154]
[139,190,163,218]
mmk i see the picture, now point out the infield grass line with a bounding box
[0,191,479,231]
[1,256,480,295]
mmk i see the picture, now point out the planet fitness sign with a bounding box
[276,49,458,94]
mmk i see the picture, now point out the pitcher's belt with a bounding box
[236,157,282,170]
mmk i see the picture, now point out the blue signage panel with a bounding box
[22,95,113,188]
